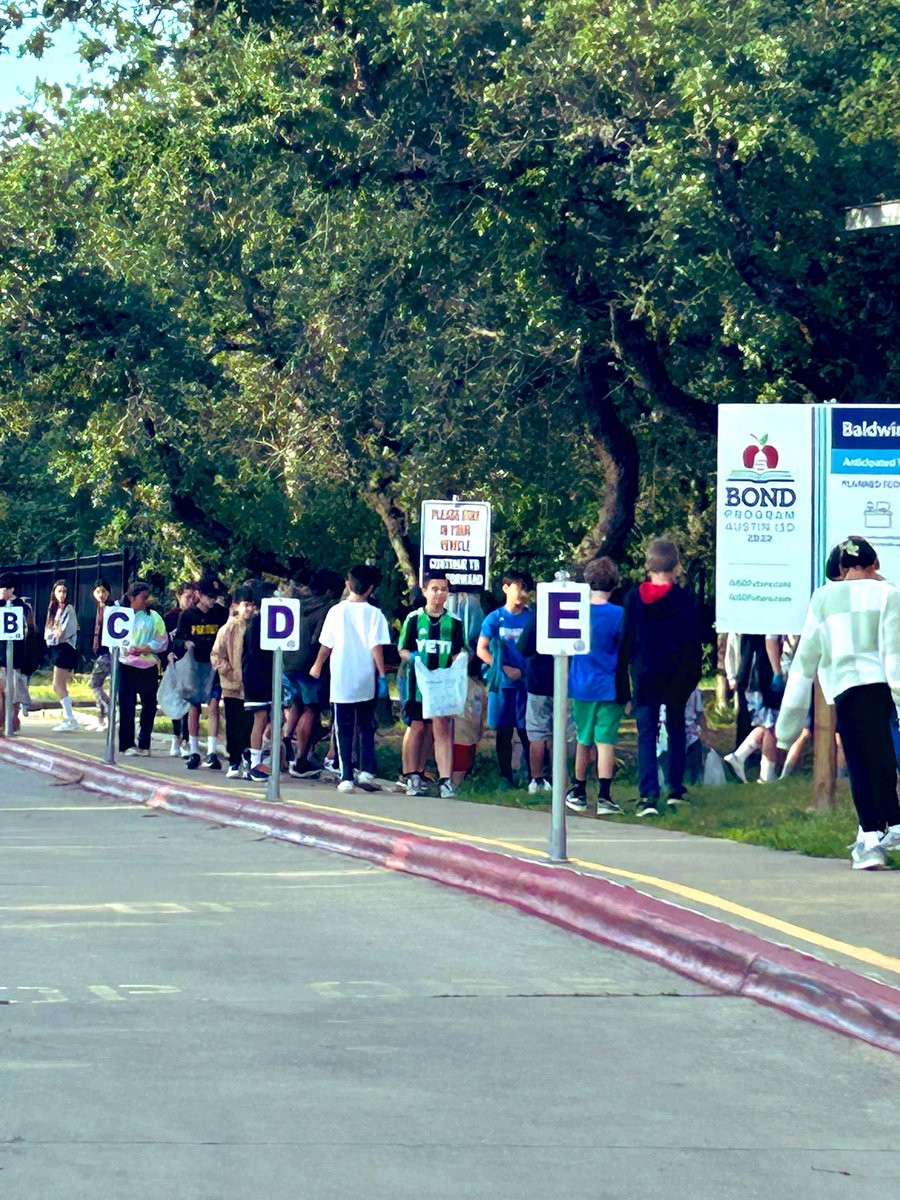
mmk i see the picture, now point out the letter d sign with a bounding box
[260,598,301,651]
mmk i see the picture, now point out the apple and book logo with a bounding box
[728,433,792,483]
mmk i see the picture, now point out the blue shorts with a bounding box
[487,686,527,731]
[284,671,323,708]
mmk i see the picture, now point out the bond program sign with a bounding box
[420,500,491,591]
[716,405,815,635]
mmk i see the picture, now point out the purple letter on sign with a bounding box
[266,604,295,641]
[108,610,131,639]
[2,611,18,635]
[548,593,582,639]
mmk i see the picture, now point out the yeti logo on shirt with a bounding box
[416,638,452,656]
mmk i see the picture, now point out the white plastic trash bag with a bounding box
[703,747,727,786]
[415,654,468,719]
[157,661,191,719]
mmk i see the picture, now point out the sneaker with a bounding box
[203,754,222,771]
[225,764,243,779]
[289,759,322,779]
[723,753,747,784]
[406,773,426,797]
[337,779,355,793]
[666,792,690,810]
[880,828,900,851]
[439,778,456,799]
[52,718,82,733]
[322,758,340,778]
[180,742,192,759]
[596,798,624,816]
[636,798,660,817]
[123,746,140,756]
[96,716,109,731]
[565,786,588,813]
[849,840,887,871]
[357,770,377,785]
[169,739,181,757]
[185,753,202,770]
[248,764,270,782]
[528,778,552,795]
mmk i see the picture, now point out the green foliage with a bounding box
[0,1,898,589]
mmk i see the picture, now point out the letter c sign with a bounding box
[102,607,135,649]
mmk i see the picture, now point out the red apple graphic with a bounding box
[742,434,779,471]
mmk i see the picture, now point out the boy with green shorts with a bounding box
[565,557,629,816]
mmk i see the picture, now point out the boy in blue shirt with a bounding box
[565,557,629,815]
[477,570,534,790]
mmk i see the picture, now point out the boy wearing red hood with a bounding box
[621,539,702,817]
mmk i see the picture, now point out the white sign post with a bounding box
[420,499,492,591]
[0,606,25,739]
[536,573,591,863]
[101,606,134,764]
[260,597,302,802]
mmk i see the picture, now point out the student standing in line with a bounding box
[476,570,534,790]
[565,557,629,815]
[173,577,228,770]
[309,564,391,794]
[211,585,256,779]
[45,579,83,732]
[0,572,35,731]
[620,540,702,817]
[118,582,168,757]
[88,578,112,730]
[398,571,465,798]
[164,582,198,757]
[776,536,900,870]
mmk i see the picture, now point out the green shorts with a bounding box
[571,699,624,747]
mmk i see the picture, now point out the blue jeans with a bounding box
[635,700,688,799]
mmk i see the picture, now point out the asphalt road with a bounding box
[1,761,898,1199]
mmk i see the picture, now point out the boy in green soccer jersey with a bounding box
[399,572,466,798]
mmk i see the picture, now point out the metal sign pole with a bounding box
[104,647,120,765]
[267,646,285,804]
[4,639,14,738]
[549,653,569,863]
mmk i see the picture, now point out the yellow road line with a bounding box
[24,737,900,977]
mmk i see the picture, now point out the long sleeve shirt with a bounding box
[775,578,900,747]
[121,609,169,669]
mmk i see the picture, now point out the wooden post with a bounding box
[811,678,837,810]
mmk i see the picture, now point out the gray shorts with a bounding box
[183,661,216,707]
[526,693,576,742]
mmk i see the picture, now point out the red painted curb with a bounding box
[3,737,900,1055]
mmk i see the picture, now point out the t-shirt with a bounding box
[175,604,228,664]
[568,602,624,702]
[400,608,464,702]
[319,600,392,704]
[479,606,533,688]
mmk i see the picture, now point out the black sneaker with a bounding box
[289,758,322,779]
[666,791,690,810]
[203,753,222,771]
[636,797,660,817]
[185,753,202,770]
[596,798,623,816]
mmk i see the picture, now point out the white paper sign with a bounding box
[536,581,590,656]
[715,405,815,635]
[101,606,134,648]
[0,607,25,641]
[260,598,301,651]
[420,499,492,591]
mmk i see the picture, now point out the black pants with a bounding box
[119,664,159,752]
[334,700,376,782]
[834,683,900,833]
[223,697,253,767]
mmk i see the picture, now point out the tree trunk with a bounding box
[364,489,418,592]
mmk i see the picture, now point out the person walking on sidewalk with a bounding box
[620,540,702,817]
[309,564,391,794]
[45,579,84,732]
[118,582,169,757]
[775,536,900,871]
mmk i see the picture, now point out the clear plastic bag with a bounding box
[703,747,727,786]
[157,660,191,719]
[416,654,468,719]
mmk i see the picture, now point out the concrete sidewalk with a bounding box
[2,714,900,1054]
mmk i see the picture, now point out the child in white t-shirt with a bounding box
[310,564,391,793]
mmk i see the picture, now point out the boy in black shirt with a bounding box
[173,577,228,770]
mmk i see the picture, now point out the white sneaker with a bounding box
[225,764,242,779]
[123,746,140,756]
[169,739,181,757]
[406,773,426,796]
[528,778,552,795]
[723,753,747,784]
[336,779,355,793]
[880,828,900,851]
[180,743,192,759]
[849,840,887,871]
[322,758,340,778]
[52,718,82,733]
[357,771,377,785]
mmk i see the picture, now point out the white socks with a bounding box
[250,748,263,768]
[759,757,778,783]
[189,736,200,754]
[61,697,75,721]
[858,827,880,850]
[207,736,218,755]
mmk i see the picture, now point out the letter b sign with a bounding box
[0,608,25,641]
